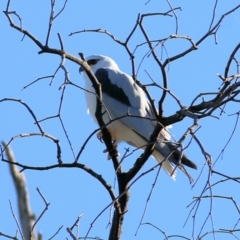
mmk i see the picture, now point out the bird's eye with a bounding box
[87,59,98,65]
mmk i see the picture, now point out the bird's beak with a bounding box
[79,66,84,74]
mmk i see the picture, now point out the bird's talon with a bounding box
[107,150,120,160]
[103,148,108,153]
[102,142,120,159]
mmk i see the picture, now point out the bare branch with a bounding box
[54,0,68,20]
[213,111,240,166]
[135,167,161,235]
[165,0,179,34]
[0,98,44,134]
[209,0,218,31]
[162,5,240,67]
[9,200,25,240]
[3,1,240,239]
[67,213,84,240]
[1,159,118,206]
[31,188,50,233]
[1,133,62,165]
[48,225,63,240]
[0,231,18,240]
[3,142,36,240]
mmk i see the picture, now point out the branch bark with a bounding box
[2,142,36,240]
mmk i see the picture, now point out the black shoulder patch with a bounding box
[95,68,131,106]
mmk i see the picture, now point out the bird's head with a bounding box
[79,55,119,74]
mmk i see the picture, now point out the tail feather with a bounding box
[154,143,197,182]
[168,145,197,170]
[152,150,177,180]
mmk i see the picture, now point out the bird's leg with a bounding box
[97,131,103,142]
[97,130,120,159]
[103,140,120,159]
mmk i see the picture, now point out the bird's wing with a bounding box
[95,67,197,171]
[95,67,157,141]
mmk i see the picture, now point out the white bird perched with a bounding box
[80,55,197,180]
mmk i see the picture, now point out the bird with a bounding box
[80,55,197,180]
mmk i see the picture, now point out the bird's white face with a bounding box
[80,55,119,74]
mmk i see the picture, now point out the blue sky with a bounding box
[1,1,240,239]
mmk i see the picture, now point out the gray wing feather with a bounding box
[96,68,155,138]
[95,68,197,170]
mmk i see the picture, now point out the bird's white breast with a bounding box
[84,75,98,122]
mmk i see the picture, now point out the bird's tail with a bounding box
[152,150,177,180]
[153,144,197,182]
